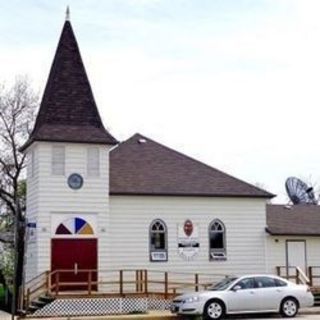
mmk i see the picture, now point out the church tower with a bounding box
[21,13,117,281]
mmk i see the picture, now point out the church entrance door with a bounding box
[51,238,98,291]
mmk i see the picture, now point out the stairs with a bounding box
[313,291,320,306]
[26,294,55,314]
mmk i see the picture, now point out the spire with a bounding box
[65,6,70,21]
[21,17,117,150]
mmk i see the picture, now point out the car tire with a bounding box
[280,297,299,318]
[203,299,225,320]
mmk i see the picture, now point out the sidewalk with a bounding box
[0,310,11,320]
[301,306,320,314]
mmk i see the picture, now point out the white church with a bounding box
[20,14,320,314]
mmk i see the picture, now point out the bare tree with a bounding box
[0,77,38,308]
[0,77,38,230]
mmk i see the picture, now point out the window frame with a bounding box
[149,219,168,262]
[51,145,65,176]
[208,219,227,261]
[87,146,100,177]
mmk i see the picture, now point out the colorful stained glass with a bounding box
[55,217,94,235]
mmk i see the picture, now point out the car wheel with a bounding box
[280,297,299,318]
[204,299,225,320]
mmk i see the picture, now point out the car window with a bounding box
[209,277,238,291]
[234,278,256,290]
[255,276,277,288]
[275,278,288,287]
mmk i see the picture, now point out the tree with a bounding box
[0,77,38,309]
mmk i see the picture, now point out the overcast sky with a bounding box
[1,0,320,202]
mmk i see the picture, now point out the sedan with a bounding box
[171,274,314,319]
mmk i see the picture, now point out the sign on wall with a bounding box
[178,219,200,261]
[27,220,37,243]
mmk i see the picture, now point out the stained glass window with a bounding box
[55,217,94,235]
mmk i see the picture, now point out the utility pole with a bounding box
[11,200,20,320]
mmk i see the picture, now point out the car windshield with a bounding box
[208,277,238,291]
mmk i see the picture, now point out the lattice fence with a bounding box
[32,297,172,317]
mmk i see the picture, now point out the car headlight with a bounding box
[184,296,201,303]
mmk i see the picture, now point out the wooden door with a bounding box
[51,238,98,291]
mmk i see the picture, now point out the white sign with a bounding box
[178,220,200,261]
[27,220,37,243]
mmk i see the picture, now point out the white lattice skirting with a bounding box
[32,297,172,317]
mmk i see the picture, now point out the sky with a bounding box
[1,0,320,203]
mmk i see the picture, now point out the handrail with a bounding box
[296,267,310,285]
[22,268,228,311]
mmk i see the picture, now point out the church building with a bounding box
[20,14,320,304]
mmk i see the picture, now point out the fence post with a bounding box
[144,270,148,296]
[135,270,139,292]
[26,288,30,309]
[295,268,299,284]
[140,270,143,292]
[309,267,313,287]
[276,266,280,276]
[164,272,168,299]
[195,273,199,292]
[55,272,59,296]
[119,270,123,295]
[88,271,92,295]
[45,271,50,293]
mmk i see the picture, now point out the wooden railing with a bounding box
[276,266,310,285]
[308,266,320,287]
[22,269,228,310]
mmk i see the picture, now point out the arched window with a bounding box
[149,219,168,262]
[209,219,226,260]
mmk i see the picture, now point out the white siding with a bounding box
[25,144,40,281]
[25,141,111,281]
[109,196,268,276]
[266,235,320,284]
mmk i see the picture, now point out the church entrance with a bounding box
[51,238,98,291]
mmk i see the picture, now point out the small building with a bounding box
[266,204,320,286]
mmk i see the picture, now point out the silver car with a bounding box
[171,275,314,319]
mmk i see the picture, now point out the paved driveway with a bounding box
[226,315,319,319]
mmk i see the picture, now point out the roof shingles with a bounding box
[21,20,117,150]
[110,133,274,198]
[266,204,320,235]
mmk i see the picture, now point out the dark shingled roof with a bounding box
[266,204,320,236]
[110,133,274,198]
[21,20,117,151]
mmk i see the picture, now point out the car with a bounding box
[171,274,314,319]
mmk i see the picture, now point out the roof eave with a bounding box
[110,191,274,198]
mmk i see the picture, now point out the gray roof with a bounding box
[109,133,274,198]
[266,204,320,236]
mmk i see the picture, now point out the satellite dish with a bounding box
[285,177,317,205]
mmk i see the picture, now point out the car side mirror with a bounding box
[232,285,241,291]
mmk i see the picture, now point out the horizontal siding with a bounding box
[266,235,320,278]
[109,196,267,276]
[25,142,111,276]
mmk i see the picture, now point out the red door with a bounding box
[51,239,98,291]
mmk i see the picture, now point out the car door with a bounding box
[226,277,260,313]
[255,276,285,311]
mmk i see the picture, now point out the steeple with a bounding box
[21,16,117,151]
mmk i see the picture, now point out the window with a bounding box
[52,146,65,175]
[29,150,35,177]
[233,277,256,290]
[209,219,226,260]
[87,147,100,177]
[255,276,277,288]
[149,219,168,262]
